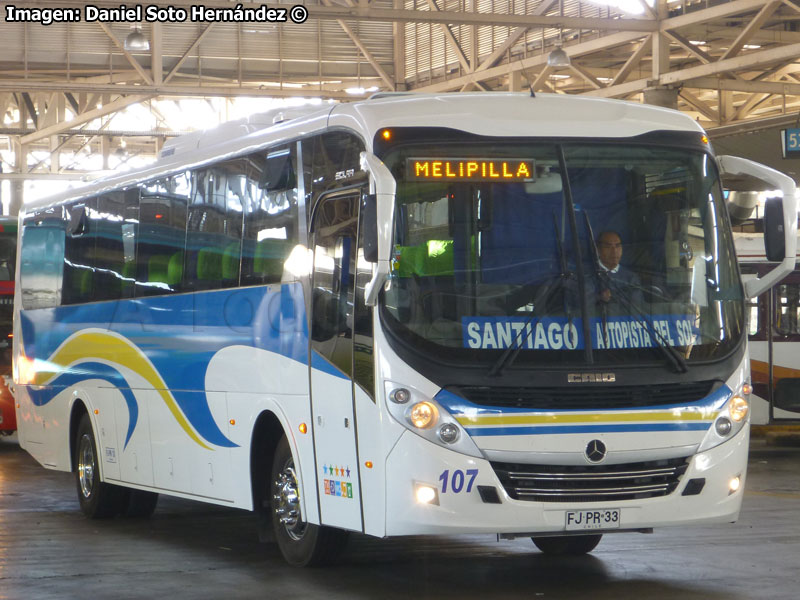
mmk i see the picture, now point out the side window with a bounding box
[185,162,245,291]
[311,193,359,377]
[20,208,65,310]
[62,198,97,305]
[775,283,800,339]
[95,190,139,301]
[241,145,300,286]
[137,173,189,296]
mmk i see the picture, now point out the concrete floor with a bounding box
[1,434,798,600]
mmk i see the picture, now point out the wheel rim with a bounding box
[77,433,95,499]
[273,457,306,541]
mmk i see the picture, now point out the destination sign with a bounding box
[462,315,699,351]
[407,158,535,182]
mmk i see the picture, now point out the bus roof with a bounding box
[23,92,705,212]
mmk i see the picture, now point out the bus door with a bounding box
[771,271,800,421]
[309,189,364,531]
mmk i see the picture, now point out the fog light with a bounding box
[409,401,438,429]
[729,395,749,422]
[715,417,732,436]
[414,483,439,505]
[390,388,410,404]
[729,475,741,494]
[438,423,459,444]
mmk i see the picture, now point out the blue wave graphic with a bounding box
[28,361,139,449]
[20,284,313,449]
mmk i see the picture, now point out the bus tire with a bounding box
[74,413,129,519]
[124,489,159,518]
[270,435,348,566]
[531,534,602,555]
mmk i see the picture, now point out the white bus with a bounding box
[735,229,800,424]
[13,93,798,566]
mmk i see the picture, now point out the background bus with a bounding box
[12,93,798,566]
[735,228,800,424]
[0,216,17,435]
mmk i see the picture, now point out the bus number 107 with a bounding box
[438,469,479,493]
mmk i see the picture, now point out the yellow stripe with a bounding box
[34,331,212,450]
[456,410,718,427]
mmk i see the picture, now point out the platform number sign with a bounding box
[782,129,800,158]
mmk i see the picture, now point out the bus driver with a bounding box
[595,230,644,310]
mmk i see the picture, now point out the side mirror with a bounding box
[764,196,786,262]
[359,151,397,306]
[361,194,378,263]
[718,155,798,298]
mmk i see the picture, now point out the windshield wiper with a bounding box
[603,277,689,373]
[488,213,573,377]
[584,213,688,374]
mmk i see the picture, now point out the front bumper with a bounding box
[385,424,749,536]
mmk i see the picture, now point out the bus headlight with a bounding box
[714,417,732,436]
[438,423,460,444]
[383,381,482,458]
[408,401,438,429]
[729,395,748,422]
[698,384,750,453]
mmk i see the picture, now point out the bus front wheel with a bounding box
[74,413,129,518]
[531,534,602,555]
[270,436,347,566]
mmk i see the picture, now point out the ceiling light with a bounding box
[345,86,379,95]
[547,45,571,68]
[124,27,150,52]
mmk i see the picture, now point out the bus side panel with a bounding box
[16,384,73,470]
[211,346,318,519]
[82,384,122,481]
[354,385,386,537]
[112,373,154,487]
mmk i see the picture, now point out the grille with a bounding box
[450,381,718,410]
[491,457,690,503]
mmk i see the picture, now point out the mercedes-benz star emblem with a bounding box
[586,439,607,463]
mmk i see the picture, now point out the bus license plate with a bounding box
[565,509,620,530]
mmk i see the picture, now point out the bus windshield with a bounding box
[381,141,743,368]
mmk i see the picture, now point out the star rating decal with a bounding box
[321,463,352,479]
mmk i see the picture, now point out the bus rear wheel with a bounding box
[531,534,602,555]
[74,413,129,518]
[270,436,347,566]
